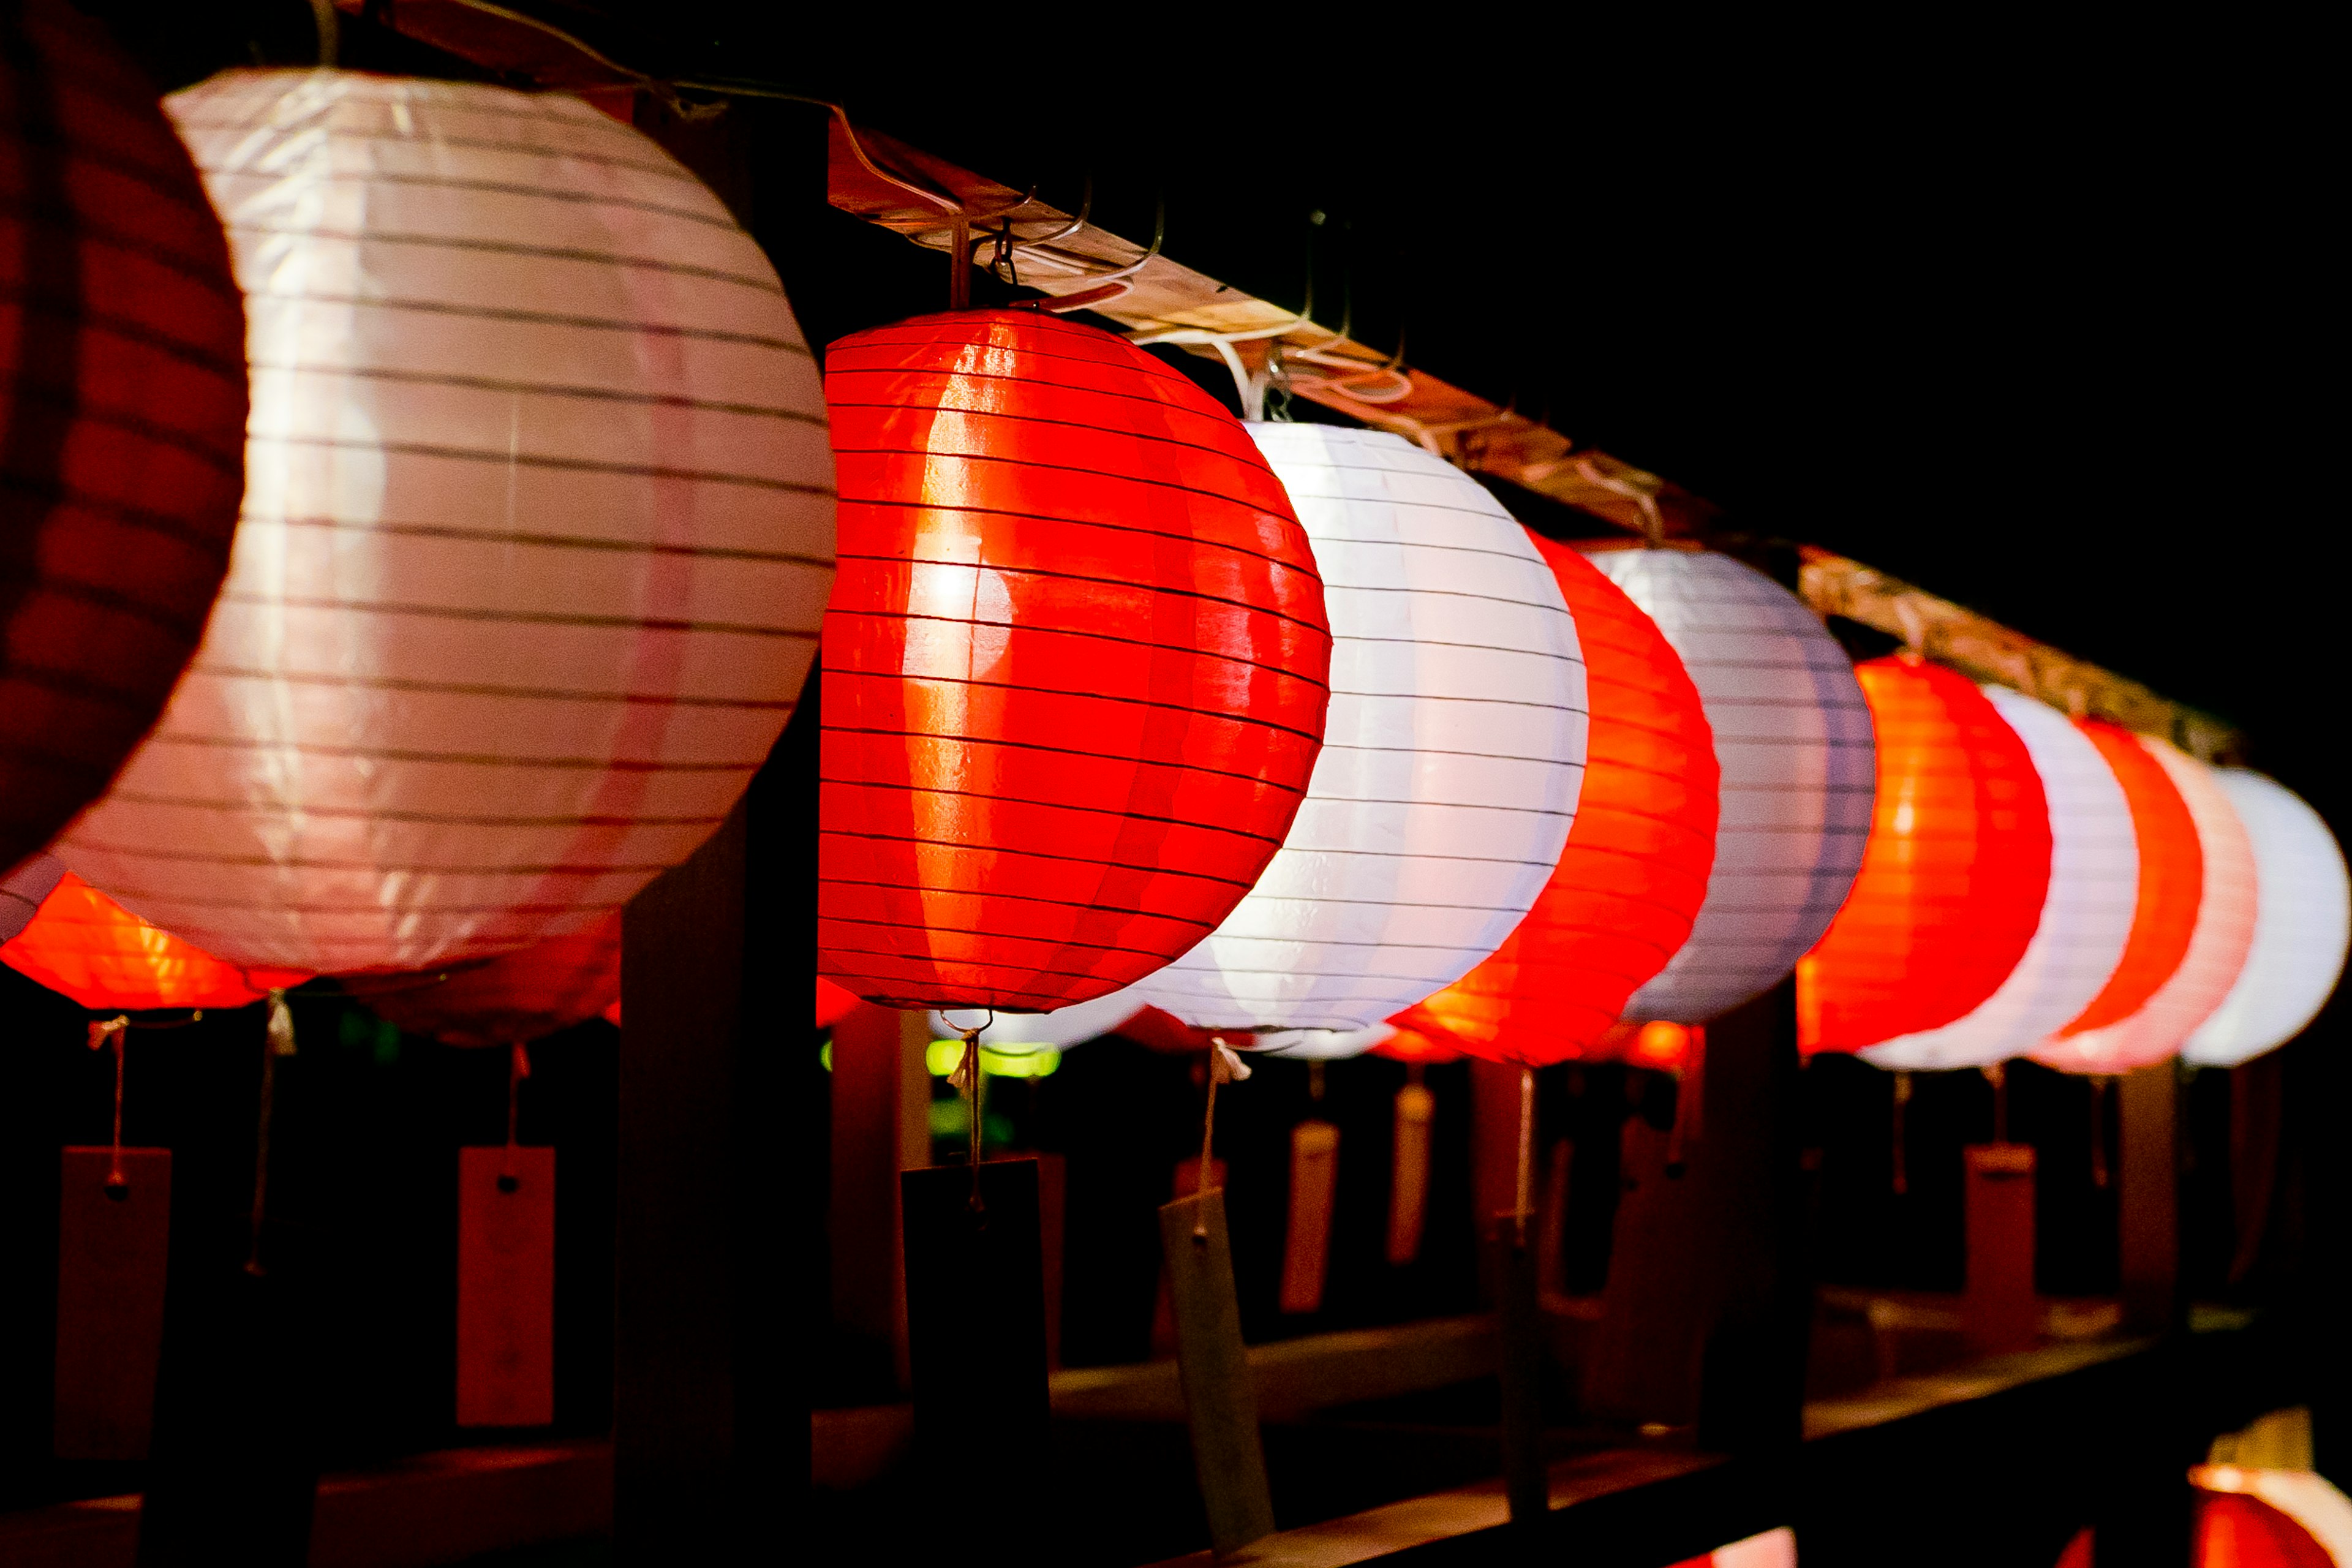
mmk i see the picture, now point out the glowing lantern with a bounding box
[1798,657,2052,1054]
[1405,538,1717,1066]
[2,867,303,1011]
[342,914,620,1046]
[0,0,246,875]
[818,310,1330,1011]
[2045,719,2206,1040]
[1130,424,1586,1035]
[2035,739,2256,1072]
[57,70,835,973]
[1374,1023,1464,1065]
[2183,771,2348,1066]
[1863,688,2139,1070]
[1587,549,1874,1022]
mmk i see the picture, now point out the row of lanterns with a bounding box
[1,36,2343,1080]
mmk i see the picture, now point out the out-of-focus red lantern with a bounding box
[2,867,302,1011]
[1404,537,1718,1066]
[0,0,246,874]
[342,914,620,1047]
[2034,737,2256,1073]
[1797,656,2052,1054]
[817,309,1331,1012]
[1374,1023,1465,1065]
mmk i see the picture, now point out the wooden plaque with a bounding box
[457,1145,557,1428]
[55,1147,172,1460]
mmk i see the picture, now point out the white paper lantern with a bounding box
[2034,740,2260,1073]
[1585,549,1874,1022]
[58,70,834,973]
[2183,771,2350,1066]
[1863,688,2139,1069]
[1129,424,1587,1034]
[1255,1023,1395,1061]
[930,989,1152,1053]
[1,854,65,946]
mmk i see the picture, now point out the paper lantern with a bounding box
[3,867,302,1011]
[2183,772,2347,1066]
[1129,424,1587,1034]
[1404,537,1717,1066]
[1863,688,2139,1071]
[1374,1022,1464,1065]
[56,70,834,973]
[0,0,246,875]
[1588,549,1874,1022]
[1798,656,2052,1054]
[342,913,619,1047]
[2046,719,2206,1039]
[818,310,1330,1011]
[2035,739,2256,1072]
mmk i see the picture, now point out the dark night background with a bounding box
[14,2,2342,1559]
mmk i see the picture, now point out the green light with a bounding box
[820,1041,832,1072]
[926,1041,1062,1078]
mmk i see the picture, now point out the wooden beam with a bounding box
[1797,547,2241,757]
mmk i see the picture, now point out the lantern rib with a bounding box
[832,516,1321,594]
[248,363,827,423]
[851,620,1331,687]
[241,437,831,494]
[124,735,761,772]
[100,793,727,829]
[8,582,219,644]
[1,293,249,379]
[165,121,698,182]
[818,880,1224,924]
[184,669,800,707]
[818,680,1326,745]
[211,594,819,641]
[818,832,1265,891]
[813,726,1314,791]
[211,170,744,231]
[230,289,809,350]
[833,552,1325,621]
[821,785,1297,846]
[222,223,775,288]
[262,518,832,567]
[0,473,243,553]
[0,389,248,475]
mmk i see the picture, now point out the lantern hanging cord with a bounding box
[88,1017,131,1191]
[1891,1069,1913,1197]
[1513,1066,1536,1251]
[948,1011,994,1213]
[502,1042,532,1186]
[1194,1041,1251,1240]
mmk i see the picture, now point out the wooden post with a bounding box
[1468,1060,1524,1304]
[2118,1061,2182,1333]
[829,1006,932,1389]
[1583,981,1807,1447]
[1962,1144,2039,1355]
[614,666,817,1557]
[1493,1224,1548,1525]
[1159,1189,1277,1555]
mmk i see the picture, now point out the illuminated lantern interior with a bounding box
[2184,770,2351,1066]
[1589,548,1874,1023]
[1404,537,1717,1066]
[818,309,1330,1012]
[1798,656,2052,1055]
[342,914,621,1047]
[2034,737,2256,1073]
[1863,688,2139,1071]
[1132,424,1587,1035]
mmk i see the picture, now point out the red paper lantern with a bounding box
[2045,719,2203,1038]
[342,914,620,1047]
[0,0,245,873]
[2,868,301,1011]
[817,310,1331,1011]
[816,976,862,1030]
[1403,536,1718,1066]
[1798,656,2052,1054]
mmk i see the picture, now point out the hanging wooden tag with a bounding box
[55,1145,172,1460]
[1160,1188,1276,1555]
[1387,1080,1434,1266]
[1278,1118,1340,1315]
[456,1145,556,1428]
[1962,1142,2038,1356]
